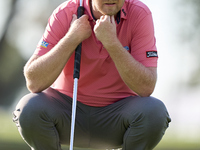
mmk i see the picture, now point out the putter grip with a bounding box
[73,6,84,79]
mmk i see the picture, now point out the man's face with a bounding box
[91,0,125,19]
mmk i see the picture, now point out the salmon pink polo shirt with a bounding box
[35,0,158,107]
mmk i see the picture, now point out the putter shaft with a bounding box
[70,78,78,150]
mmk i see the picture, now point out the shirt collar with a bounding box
[120,3,127,20]
[84,0,94,21]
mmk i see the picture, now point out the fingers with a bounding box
[72,14,77,20]
[97,15,115,23]
[111,15,115,24]
[100,15,110,22]
[80,14,89,20]
[74,14,114,25]
[71,14,89,23]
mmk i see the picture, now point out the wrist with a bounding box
[103,38,121,51]
[63,33,81,47]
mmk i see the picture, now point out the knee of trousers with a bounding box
[140,97,170,126]
[140,97,171,146]
[140,97,171,136]
[122,97,171,149]
[127,96,171,131]
[13,92,52,132]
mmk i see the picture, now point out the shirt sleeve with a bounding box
[130,11,158,67]
[34,5,72,56]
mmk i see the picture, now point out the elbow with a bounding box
[138,90,154,97]
[24,72,44,93]
[27,85,42,94]
[135,85,156,97]
[26,80,43,93]
[138,77,157,97]
[25,75,49,93]
[23,58,45,93]
[24,70,51,93]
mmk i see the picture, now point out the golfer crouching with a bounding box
[13,0,171,149]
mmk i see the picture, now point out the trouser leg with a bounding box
[13,88,95,150]
[13,88,73,150]
[80,96,170,150]
[105,96,171,150]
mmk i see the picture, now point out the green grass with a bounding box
[0,110,29,150]
[154,136,200,150]
[1,110,200,150]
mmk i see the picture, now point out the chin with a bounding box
[102,10,118,16]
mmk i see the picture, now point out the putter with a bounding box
[69,0,84,150]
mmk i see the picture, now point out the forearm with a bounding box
[24,15,92,93]
[24,35,79,93]
[105,40,157,97]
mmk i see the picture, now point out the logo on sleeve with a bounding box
[40,41,49,48]
[146,51,158,58]
[124,46,129,51]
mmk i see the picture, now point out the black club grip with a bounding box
[73,6,84,79]
[77,6,84,18]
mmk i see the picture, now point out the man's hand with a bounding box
[67,14,92,44]
[94,15,117,48]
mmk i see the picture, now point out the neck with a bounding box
[90,4,97,20]
[90,0,100,20]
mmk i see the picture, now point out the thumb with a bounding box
[111,15,115,24]
[71,14,77,25]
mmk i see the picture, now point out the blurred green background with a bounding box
[0,0,200,149]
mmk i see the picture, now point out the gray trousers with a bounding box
[13,88,171,150]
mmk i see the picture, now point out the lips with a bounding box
[105,3,116,5]
[104,2,116,6]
